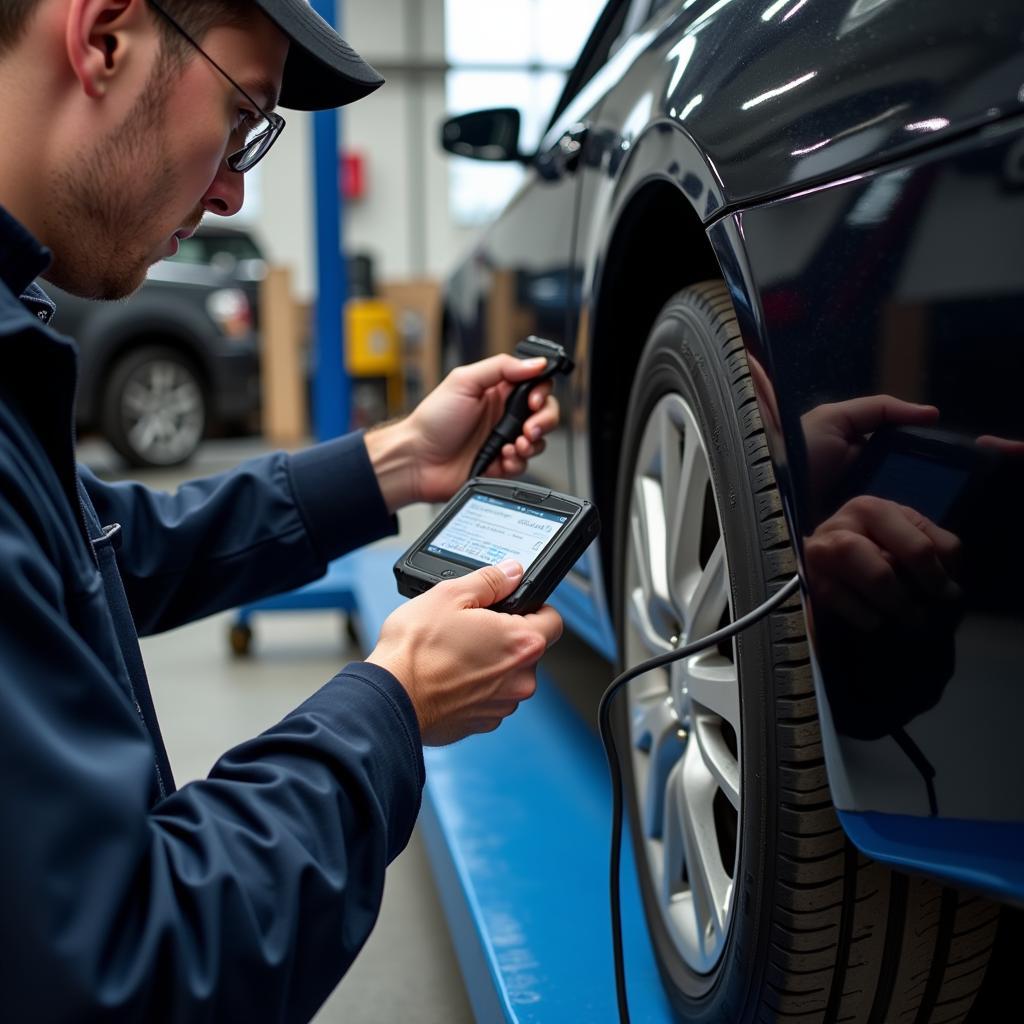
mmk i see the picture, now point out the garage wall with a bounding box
[241,0,479,301]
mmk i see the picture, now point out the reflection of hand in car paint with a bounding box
[807,495,964,750]
[746,353,939,518]
[800,395,940,502]
[804,494,962,632]
[975,433,1024,456]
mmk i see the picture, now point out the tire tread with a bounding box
[618,282,999,1024]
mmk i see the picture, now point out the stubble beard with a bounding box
[45,66,189,301]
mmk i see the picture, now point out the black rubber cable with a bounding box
[597,573,802,1024]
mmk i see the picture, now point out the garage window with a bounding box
[445,0,607,225]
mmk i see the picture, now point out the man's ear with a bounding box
[65,0,147,99]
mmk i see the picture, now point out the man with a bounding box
[0,0,563,1019]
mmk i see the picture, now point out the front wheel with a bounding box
[102,345,207,468]
[613,281,999,1023]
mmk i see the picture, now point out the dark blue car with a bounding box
[49,225,264,468]
[440,1,1024,1020]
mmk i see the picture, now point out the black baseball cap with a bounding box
[252,0,384,110]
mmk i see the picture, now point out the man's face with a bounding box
[44,10,288,300]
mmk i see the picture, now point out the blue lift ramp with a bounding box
[345,543,676,1023]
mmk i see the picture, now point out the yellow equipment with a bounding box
[345,298,403,425]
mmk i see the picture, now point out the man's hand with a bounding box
[801,395,939,496]
[804,495,961,631]
[366,559,563,745]
[364,355,560,512]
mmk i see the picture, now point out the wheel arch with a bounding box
[586,177,722,612]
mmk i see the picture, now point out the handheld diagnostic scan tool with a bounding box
[469,336,574,478]
[394,479,600,614]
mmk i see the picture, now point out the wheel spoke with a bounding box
[633,475,670,607]
[629,510,656,613]
[129,417,159,453]
[163,383,200,415]
[627,587,673,657]
[693,713,741,811]
[633,696,685,839]
[151,363,175,394]
[661,761,688,903]
[680,741,730,944]
[682,652,739,732]
[687,537,728,641]
[658,400,682,520]
[666,415,711,625]
[122,382,152,416]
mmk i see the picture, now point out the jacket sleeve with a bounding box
[0,485,424,1023]
[79,433,398,636]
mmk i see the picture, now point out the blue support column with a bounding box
[311,0,348,441]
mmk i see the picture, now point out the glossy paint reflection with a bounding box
[713,119,1024,822]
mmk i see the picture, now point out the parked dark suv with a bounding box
[440,0,1024,1020]
[50,224,264,467]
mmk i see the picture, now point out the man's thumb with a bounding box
[456,559,523,607]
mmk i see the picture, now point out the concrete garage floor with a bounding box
[80,437,474,1024]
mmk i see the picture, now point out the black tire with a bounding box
[101,345,207,468]
[612,282,1000,1023]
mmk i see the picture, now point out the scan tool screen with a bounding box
[426,494,568,571]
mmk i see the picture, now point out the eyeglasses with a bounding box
[147,0,286,173]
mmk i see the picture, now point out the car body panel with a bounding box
[660,0,1024,209]
[836,812,1024,905]
[708,118,1024,878]
[443,0,1024,899]
[538,0,1024,218]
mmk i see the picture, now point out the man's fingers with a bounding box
[844,497,958,597]
[524,394,559,441]
[976,434,1024,456]
[489,667,539,707]
[835,395,939,435]
[817,528,919,624]
[444,560,523,608]
[449,354,549,395]
[528,381,553,410]
[489,447,527,478]
[514,436,546,459]
[897,505,962,578]
[522,604,563,650]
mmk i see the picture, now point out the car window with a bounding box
[171,235,263,268]
[545,0,631,136]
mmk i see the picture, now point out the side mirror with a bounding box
[440,108,524,163]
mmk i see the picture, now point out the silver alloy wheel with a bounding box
[624,392,738,975]
[120,359,204,465]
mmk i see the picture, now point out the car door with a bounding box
[446,1,632,495]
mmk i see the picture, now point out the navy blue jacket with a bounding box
[0,207,425,1022]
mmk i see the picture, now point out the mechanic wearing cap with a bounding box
[0,1,562,1019]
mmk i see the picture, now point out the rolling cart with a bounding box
[228,554,360,657]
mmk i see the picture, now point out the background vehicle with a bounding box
[51,224,265,467]
[439,0,1024,1020]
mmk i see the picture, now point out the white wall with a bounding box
[236,0,478,301]
[246,108,316,299]
[346,0,479,280]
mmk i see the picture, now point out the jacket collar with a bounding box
[0,205,53,301]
